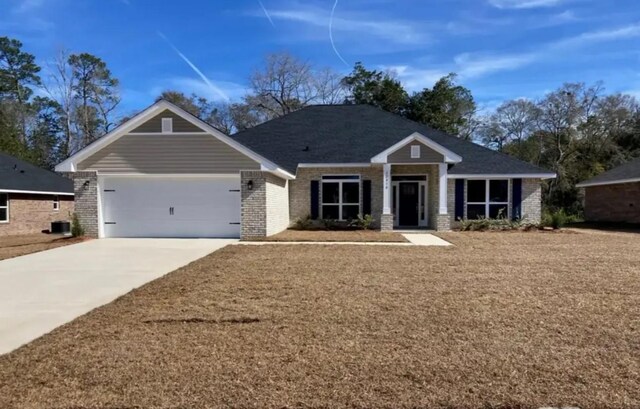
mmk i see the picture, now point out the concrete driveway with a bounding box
[0,238,235,355]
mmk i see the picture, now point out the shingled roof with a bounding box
[0,152,73,195]
[577,157,640,187]
[232,104,555,176]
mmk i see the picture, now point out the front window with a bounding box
[466,180,509,219]
[53,195,60,211]
[0,193,8,222]
[321,175,360,220]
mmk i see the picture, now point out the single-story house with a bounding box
[55,100,555,239]
[0,152,74,236]
[576,157,640,224]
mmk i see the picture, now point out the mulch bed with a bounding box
[246,229,409,242]
[0,234,87,261]
[1,232,639,408]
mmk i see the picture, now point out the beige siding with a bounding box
[130,110,204,133]
[78,133,260,173]
[388,141,444,163]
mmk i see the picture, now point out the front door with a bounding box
[398,182,419,226]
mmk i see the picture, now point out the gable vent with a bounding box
[161,117,173,133]
[410,145,421,159]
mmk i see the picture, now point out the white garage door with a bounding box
[101,176,241,238]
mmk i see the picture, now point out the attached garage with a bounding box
[56,100,294,239]
[100,175,241,238]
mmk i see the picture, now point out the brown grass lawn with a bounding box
[248,229,409,242]
[0,234,86,261]
[1,232,640,408]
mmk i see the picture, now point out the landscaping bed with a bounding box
[0,234,86,261]
[246,229,409,242]
[1,232,639,408]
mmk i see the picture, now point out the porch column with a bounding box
[381,163,393,231]
[439,163,448,215]
[383,163,391,214]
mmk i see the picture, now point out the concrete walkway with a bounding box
[0,238,235,355]
[236,233,452,247]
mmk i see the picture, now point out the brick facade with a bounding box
[240,171,290,239]
[71,171,99,238]
[521,178,542,223]
[584,182,640,224]
[0,193,74,236]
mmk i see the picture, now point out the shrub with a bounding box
[459,216,537,232]
[71,213,85,237]
[293,214,313,230]
[321,218,338,230]
[542,209,569,229]
[349,214,375,230]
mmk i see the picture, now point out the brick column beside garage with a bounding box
[241,171,290,239]
[69,171,99,238]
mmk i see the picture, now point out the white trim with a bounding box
[55,100,295,180]
[0,189,74,196]
[371,132,463,164]
[298,163,371,168]
[320,176,361,221]
[449,173,556,179]
[391,175,428,227]
[0,192,8,223]
[383,164,391,214]
[94,172,242,178]
[53,195,60,211]
[438,163,448,215]
[576,177,640,188]
[97,175,105,239]
[466,179,510,219]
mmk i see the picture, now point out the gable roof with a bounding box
[0,152,73,195]
[576,157,640,187]
[55,100,295,180]
[232,104,555,177]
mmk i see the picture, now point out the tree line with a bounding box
[1,35,638,214]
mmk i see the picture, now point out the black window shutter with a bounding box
[362,180,372,215]
[512,178,522,220]
[310,180,319,219]
[454,179,464,221]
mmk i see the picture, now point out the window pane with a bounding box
[489,180,509,202]
[0,208,6,221]
[467,204,486,219]
[467,180,486,202]
[489,204,508,219]
[322,183,339,204]
[342,182,359,203]
[322,205,339,219]
[342,205,360,220]
[0,194,6,207]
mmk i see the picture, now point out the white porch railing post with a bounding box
[439,163,448,215]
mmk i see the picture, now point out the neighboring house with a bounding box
[576,157,640,224]
[0,152,74,236]
[55,100,555,239]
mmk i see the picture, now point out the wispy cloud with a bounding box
[260,4,429,46]
[257,0,276,27]
[387,22,640,91]
[149,77,247,102]
[157,31,230,102]
[488,0,564,9]
[329,0,350,68]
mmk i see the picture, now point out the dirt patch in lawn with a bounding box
[1,232,639,408]
[247,229,409,242]
[0,234,86,261]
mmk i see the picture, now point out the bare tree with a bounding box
[43,49,76,155]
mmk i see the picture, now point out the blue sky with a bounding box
[3,0,640,116]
